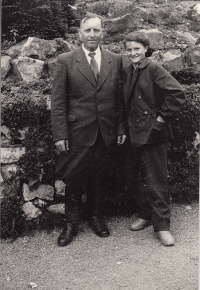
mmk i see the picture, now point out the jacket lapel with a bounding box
[97,49,112,90]
[125,64,139,102]
[126,58,152,101]
[76,47,97,87]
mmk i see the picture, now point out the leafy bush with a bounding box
[168,83,199,200]
[0,179,24,239]
[1,87,47,130]
[158,7,183,27]
[172,68,200,85]
[146,12,157,25]
[1,78,58,238]
[2,0,77,42]
[186,6,200,32]
[18,121,57,184]
[1,79,57,184]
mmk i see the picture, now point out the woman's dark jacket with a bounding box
[123,57,186,149]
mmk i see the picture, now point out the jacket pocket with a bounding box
[148,119,167,143]
[68,115,77,122]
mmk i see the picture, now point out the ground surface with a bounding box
[0,202,198,290]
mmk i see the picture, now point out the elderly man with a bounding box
[51,16,126,246]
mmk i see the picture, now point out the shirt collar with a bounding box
[82,44,101,58]
[129,58,152,70]
[131,61,143,70]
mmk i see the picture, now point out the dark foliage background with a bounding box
[2,0,77,42]
[1,79,57,185]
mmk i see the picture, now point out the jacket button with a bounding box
[144,111,148,114]
[138,96,141,99]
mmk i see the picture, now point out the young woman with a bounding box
[123,31,186,246]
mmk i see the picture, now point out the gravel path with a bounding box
[0,202,198,290]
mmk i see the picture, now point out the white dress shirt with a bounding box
[82,44,101,73]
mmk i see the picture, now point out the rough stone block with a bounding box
[1,146,25,164]
[183,46,200,70]
[104,14,135,34]
[22,202,42,220]
[33,198,47,207]
[0,184,4,201]
[6,37,58,60]
[55,180,66,197]
[1,55,11,79]
[162,50,184,71]
[1,125,11,145]
[194,4,200,15]
[12,57,44,83]
[48,204,65,214]
[174,31,197,46]
[23,183,54,201]
[61,40,77,52]
[0,173,3,185]
[138,29,164,50]
[1,164,18,181]
[46,95,51,111]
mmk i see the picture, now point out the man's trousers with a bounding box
[55,133,117,221]
[127,142,171,232]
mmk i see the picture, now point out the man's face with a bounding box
[125,41,147,64]
[79,17,103,51]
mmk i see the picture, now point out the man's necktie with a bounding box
[88,52,99,82]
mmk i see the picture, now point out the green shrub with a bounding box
[158,7,183,27]
[2,0,77,42]
[190,16,200,32]
[187,6,200,32]
[0,179,24,239]
[172,68,200,85]
[1,79,57,184]
[147,12,157,25]
[158,9,169,20]
[1,87,47,130]
[18,121,57,184]
[168,83,199,200]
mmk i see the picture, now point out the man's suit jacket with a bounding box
[123,58,186,149]
[51,47,126,146]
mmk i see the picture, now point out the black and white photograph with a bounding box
[1,0,199,289]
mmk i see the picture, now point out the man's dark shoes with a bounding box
[58,223,78,246]
[89,216,110,237]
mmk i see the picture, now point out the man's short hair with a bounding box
[80,15,104,29]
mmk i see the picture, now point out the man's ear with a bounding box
[100,29,106,41]
[78,29,82,42]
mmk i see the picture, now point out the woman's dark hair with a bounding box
[124,31,153,57]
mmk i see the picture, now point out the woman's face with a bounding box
[125,41,148,64]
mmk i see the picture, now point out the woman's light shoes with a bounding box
[130,218,152,231]
[130,218,175,246]
[155,231,175,246]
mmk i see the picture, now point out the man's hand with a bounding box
[55,139,69,152]
[117,135,126,145]
[156,116,165,123]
